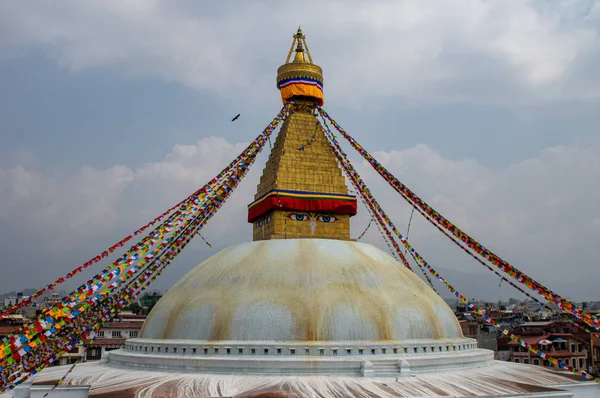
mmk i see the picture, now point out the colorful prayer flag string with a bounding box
[297,120,319,150]
[318,107,600,332]
[317,108,600,384]
[0,106,293,387]
[318,116,438,292]
[393,183,599,337]
[0,105,292,320]
[356,219,372,241]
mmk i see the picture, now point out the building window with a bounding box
[165,347,168,353]
[182,348,186,354]
[238,348,243,354]
[371,349,376,355]
[151,346,154,352]
[130,331,138,338]
[319,349,324,356]
[252,349,256,355]
[204,348,208,355]
[578,344,583,353]
[98,331,104,337]
[173,348,177,353]
[193,348,196,354]
[571,344,576,353]
[514,358,520,363]
[305,348,309,355]
[111,331,121,338]
[214,348,219,354]
[565,358,570,366]
[226,348,231,355]
[277,348,281,354]
[332,349,338,356]
[158,347,161,352]
[533,359,540,365]
[347,349,352,355]
[523,359,529,364]
[290,349,296,355]
[580,359,584,368]
[393,348,398,354]
[359,349,364,355]
[264,349,269,355]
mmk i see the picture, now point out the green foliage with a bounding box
[124,302,144,314]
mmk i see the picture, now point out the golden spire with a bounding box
[292,37,306,63]
[248,28,356,241]
[277,27,324,106]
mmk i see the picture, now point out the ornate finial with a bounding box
[277,28,324,105]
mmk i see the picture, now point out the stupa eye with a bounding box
[288,214,308,221]
[317,215,338,223]
[264,216,271,224]
[256,221,262,227]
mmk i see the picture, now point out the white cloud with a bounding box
[0,164,134,233]
[0,1,598,106]
[1,135,598,296]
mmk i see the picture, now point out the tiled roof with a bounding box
[101,322,143,329]
[520,321,557,327]
[508,334,551,345]
[0,325,19,335]
[86,338,127,346]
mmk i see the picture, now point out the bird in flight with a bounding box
[231,114,240,122]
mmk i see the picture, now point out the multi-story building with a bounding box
[86,312,145,360]
[43,291,62,308]
[573,330,600,375]
[509,321,588,369]
[0,314,24,340]
[457,313,498,352]
[2,294,38,318]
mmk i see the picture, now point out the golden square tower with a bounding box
[248,28,357,240]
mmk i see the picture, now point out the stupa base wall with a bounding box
[21,360,598,397]
[107,338,495,376]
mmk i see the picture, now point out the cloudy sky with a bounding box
[1,1,599,302]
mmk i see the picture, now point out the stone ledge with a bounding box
[107,340,494,376]
[124,338,479,358]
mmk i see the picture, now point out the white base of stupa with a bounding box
[113,338,489,376]
[13,359,600,397]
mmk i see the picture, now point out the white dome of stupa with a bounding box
[108,239,488,377]
[140,239,462,342]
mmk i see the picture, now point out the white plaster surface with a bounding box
[15,360,599,397]
[141,239,463,342]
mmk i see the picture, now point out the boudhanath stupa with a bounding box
[10,28,600,398]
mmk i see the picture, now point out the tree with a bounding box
[144,301,157,315]
[124,302,144,314]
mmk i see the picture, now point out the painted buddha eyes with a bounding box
[287,213,338,223]
[255,215,272,228]
[289,214,308,221]
[317,215,337,223]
